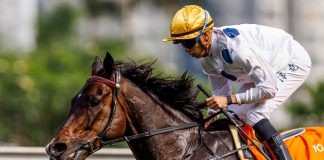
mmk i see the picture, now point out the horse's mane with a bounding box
[116,60,203,121]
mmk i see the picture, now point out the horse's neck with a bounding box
[122,79,194,129]
[121,79,237,160]
[122,80,199,159]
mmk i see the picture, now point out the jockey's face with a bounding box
[181,30,212,59]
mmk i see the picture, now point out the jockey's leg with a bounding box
[253,118,291,160]
[247,59,310,159]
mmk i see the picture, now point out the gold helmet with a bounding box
[163,5,214,43]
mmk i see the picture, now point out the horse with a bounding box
[45,52,239,160]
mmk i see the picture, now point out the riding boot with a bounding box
[253,118,292,160]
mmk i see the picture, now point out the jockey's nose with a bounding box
[47,142,67,158]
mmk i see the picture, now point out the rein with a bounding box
[103,122,200,145]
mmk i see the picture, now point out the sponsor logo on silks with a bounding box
[288,64,299,72]
[223,28,240,38]
[221,49,233,64]
[277,72,287,83]
[221,71,237,81]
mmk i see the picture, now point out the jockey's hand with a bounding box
[205,96,228,110]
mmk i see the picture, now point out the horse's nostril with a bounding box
[50,142,67,157]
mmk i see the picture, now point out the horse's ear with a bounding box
[103,51,114,78]
[91,56,103,75]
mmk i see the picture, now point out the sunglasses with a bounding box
[180,38,197,49]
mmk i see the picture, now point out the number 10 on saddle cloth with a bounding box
[242,126,324,160]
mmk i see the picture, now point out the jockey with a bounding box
[163,5,311,160]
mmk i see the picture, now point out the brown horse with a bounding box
[45,52,238,160]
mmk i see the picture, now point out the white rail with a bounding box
[0,147,135,160]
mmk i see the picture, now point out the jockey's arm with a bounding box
[231,45,277,105]
[204,69,232,112]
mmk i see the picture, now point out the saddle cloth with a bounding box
[239,125,324,160]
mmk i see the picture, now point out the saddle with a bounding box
[206,118,254,159]
[240,125,324,160]
[206,113,324,160]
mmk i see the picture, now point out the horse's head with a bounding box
[46,52,132,160]
[46,52,204,159]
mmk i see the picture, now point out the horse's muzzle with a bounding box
[46,140,68,160]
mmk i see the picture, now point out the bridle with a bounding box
[78,68,256,160]
[79,68,213,156]
[80,68,121,154]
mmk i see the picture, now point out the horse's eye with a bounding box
[88,97,101,107]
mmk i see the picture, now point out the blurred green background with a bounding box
[0,0,323,147]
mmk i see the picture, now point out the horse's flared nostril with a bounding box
[50,142,67,157]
